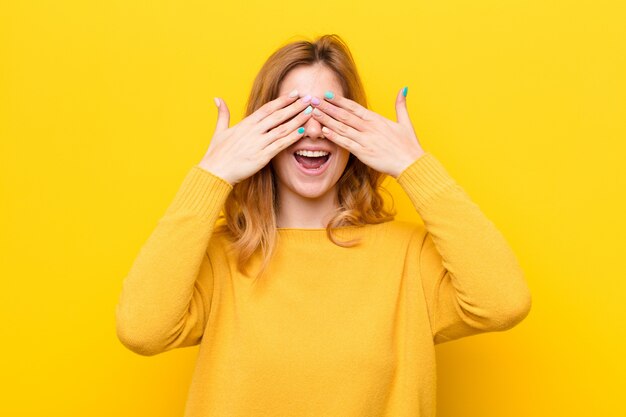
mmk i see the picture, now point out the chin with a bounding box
[290,183,334,199]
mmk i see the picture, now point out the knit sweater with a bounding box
[115,152,532,417]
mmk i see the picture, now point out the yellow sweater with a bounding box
[115,152,532,417]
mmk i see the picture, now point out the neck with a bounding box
[276,185,339,229]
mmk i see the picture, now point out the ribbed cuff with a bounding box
[164,165,233,221]
[395,152,457,212]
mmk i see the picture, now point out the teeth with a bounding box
[295,150,329,157]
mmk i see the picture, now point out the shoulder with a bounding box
[382,218,424,235]
[368,218,427,246]
[205,222,236,260]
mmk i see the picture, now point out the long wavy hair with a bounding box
[213,34,397,281]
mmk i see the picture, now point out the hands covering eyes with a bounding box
[197,87,426,186]
[198,90,313,186]
[307,88,426,178]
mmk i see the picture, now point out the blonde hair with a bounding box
[214,34,396,281]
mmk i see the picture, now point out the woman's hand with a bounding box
[198,90,314,186]
[309,88,426,178]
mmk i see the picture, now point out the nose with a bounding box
[301,115,326,140]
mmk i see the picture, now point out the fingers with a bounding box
[263,103,313,144]
[311,98,367,133]
[245,89,301,128]
[318,92,375,122]
[213,97,230,134]
[256,95,311,134]
[262,122,308,157]
[310,107,364,146]
[321,126,363,154]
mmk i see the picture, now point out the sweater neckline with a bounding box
[276,224,367,232]
[276,227,327,231]
[273,223,391,244]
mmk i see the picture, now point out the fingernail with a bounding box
[322,127,330,134]
[402,86,408,97]
[213,97,220,108]
[311,96,321,105]
[304,105,313,114]
[289,89,299,98]
[298,127,305,134]
[313,108,322,117]
[324,91,334,100]
[302,94,312,103]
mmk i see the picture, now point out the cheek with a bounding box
[336,150,351,167]
[270,149,292,171]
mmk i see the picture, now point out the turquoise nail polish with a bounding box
[304,105,313,114]
[324,91,334,100]
[298,127,305,134]
[402,86,408,97]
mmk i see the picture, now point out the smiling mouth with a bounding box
[293,153,331,170]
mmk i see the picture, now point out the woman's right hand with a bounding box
[198,90,314,186]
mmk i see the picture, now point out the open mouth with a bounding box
[293,152,331,170]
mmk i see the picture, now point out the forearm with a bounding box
[398,153,532,341]
[115,166,233,355]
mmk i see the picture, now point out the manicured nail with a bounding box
[288,89,298,98]
[302,94,312,103]
[304,105,313,114]
[324,91,334,100]
[313,108,322,117]
[213,97,220,108]
[311,96,321,105]
[402,86,408,97]
[297,127,305,134]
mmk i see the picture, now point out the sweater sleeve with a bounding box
[115,165,233,356]
[396,152,532,344]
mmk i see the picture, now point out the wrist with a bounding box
[393,148,427,179]
[196,162,235,186]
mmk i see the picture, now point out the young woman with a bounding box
[116,34,532,417]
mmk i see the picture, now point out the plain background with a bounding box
[1,0,624,415]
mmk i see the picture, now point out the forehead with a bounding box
[278,64,344,96]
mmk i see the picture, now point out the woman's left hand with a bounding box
[310,87,426,178]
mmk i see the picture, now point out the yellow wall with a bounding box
[1,1,624,415]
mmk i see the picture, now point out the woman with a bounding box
[116,34,532,417]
